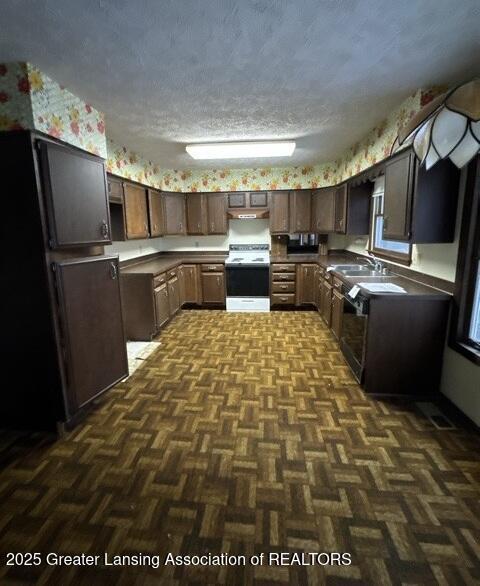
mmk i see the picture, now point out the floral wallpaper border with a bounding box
[0,62,107,157]
[1,62,443,192]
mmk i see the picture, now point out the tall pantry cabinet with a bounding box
[1,131,128,432]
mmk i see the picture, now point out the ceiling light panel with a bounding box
[186,141,296,160]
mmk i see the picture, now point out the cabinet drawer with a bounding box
[201,263,224,272]
[154,273,167,287]
[272,272,296,282]
[271,293,295,305]
[272,281,295,293]
[333,277,343,290]
[271,263,295,272]
[167,268,177,280]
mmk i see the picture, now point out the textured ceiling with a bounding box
[1,0,479,169]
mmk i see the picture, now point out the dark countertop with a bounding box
[272,253,450,300]
[122,251,450,300]
[121,253,228,276]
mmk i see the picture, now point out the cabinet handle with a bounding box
[101,220,109,239]
[153,224,157,231]
[211,222,215,231]
[110,262,117,279]
[179,222,183,230]
[217,276,220,285]
[197,222,201,229]
[144,222,149,234]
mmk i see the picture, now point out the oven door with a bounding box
[226,265,269,297]
[339,295,368,383]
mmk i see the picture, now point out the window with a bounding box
[369,182,411,263]
[450,155,480,364]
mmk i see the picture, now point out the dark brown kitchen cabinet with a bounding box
[320,278,333,327]
[334,185,348,233]
[182,264,202,304]
[154,284,170,329]
[148,189,165,237]
[108,176,124,204]
[383,149,459,243]
[334,182,371,235]
[54,256,128,411]
[296,264,316,305]
[163,192,186,235]
[312,187,336,233]
[201,271,225,304]
[38,139,111,248]
[383,150,414,241]
[2,131,128,432]
[168,276,181,315]
[270,191,290,233]
[124,182,149,239]
[207,193,228,234]
[186,193,208,234]
[331,288,344,340]
[290,190,312,233]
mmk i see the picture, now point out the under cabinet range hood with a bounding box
[227,208,269,219]
[227,192,269,218]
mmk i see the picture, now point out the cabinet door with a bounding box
[154,284,170,329]
[201,272,225,304]
[183,264,201,303]
[54,256,128,412]
[207,194,227,234]
[228,193,246,208]
[108,176,124,203]
[296,264,316,305]
[321,280,333,326]
[290,190,312,233]
[249,191,268,207]
[186,193,207,234]
[334,184,348,233]
[38,140,111,248]
[312,188,336,232]
[164,193,186,235]
[148,189,165,237]
[270,192,290,233]
[383,150,415,241]
[331,289,344,339]
[124,183,149,239]
[167,276,181,315]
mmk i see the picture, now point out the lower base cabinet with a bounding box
[320,277,333,326]
[155,284,170,329]
[182,264,202,304]
[201,266,225,304]
[168,276,181,315]
[331,288,344,339]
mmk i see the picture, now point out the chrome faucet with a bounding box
[357,254,385,272]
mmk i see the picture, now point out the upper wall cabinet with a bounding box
[148,189,165,237]
[334,182,371,235]
[123,183,149,239]
[312,187,336,233]
[186,193,208,234]
[207,193,228,234]
[290,190,312,233]
[38,140,111,248]
[186,193,228,235]
[270,191,290,234]
[163,192,186,235]
[383,149,459,243]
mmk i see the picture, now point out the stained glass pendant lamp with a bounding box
[392,79,480,169]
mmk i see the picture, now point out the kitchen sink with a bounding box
[340,269,382,277]
[329,264,366,271]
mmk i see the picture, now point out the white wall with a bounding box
[107,219,270,260]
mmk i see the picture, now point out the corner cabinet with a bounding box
[38,139,111,247]
[383,149,459,243]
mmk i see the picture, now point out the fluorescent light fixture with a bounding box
[185,141,296,160]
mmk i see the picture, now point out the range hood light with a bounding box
[186,141,296,160]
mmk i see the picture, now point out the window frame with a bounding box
[368,186,412,265]
[449,155,480,365]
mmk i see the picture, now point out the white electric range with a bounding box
[225,244,270,312]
